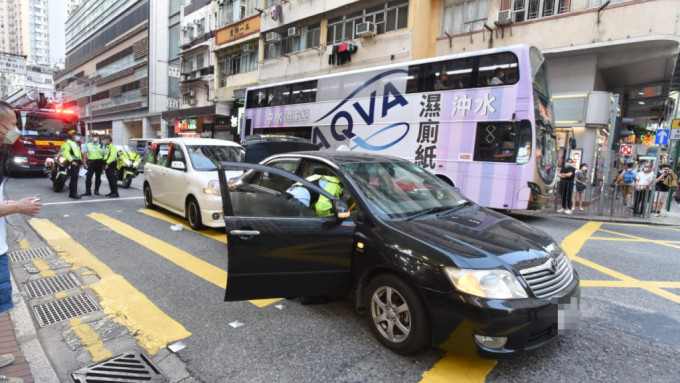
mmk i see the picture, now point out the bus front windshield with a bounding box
[343,161,468,219]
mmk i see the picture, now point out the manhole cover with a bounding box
[8,247,56,262]
[33,293,100,327]
[25,273,81,298]
[71,351,167,383]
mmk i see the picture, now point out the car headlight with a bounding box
[203,179,221,195]
[57,155,68,165]
[444,267,528,299]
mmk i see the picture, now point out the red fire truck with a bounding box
[1,92,80,176]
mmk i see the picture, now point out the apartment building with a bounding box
[55,0,169,143]
[161,0,227,139]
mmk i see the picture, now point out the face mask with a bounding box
[2,127,21,145]
[582,168,587,172]
[75,136,81,142]
[566,163,573,167]
[93,138,99,143]
[643,167,649,172]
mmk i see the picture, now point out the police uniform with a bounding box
[287,174,343,216]
[83,137,104,196]
[60,130,82,199]
[102,136,118,198]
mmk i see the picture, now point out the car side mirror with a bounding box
[171,161,186,171]
[333,199,350,220]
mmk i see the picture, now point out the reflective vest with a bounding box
[288,175,343,216]
[117,151,141,169]
[85,142,103,160]
[103,143,118,164]
[60,140,82,162]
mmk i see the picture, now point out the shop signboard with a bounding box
[570,149,582,168]
[619,144,632,155]
[216,14,260,45]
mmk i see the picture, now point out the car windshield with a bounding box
[342,161,468,218]
[187,145,245,171]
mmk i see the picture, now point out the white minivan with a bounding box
[143,138,245,229]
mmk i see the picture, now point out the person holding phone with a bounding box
[652,164,678,216]
[0,101,42,377]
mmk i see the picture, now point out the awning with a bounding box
[162,105,216,120]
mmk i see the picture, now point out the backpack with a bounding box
[622,169,635,184]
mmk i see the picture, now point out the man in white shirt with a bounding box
[0,101,41,378]
[632,161,655,216]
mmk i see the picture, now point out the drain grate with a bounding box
[32,293,100,327]
[8,247,56,262]
[25,273,81,298]
[71,351,167,383]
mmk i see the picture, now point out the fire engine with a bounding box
[1,91,80,176]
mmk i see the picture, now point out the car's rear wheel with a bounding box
[365,273,430,354]
[143,183,154,208]
[186,197,203,230]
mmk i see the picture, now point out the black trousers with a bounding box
[633,189,649,215]
[105,162,118,194]
[69,160,82,196]
[560,180,574,210]
[85,159,104,193]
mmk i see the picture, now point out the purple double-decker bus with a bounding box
[243,44,557,210]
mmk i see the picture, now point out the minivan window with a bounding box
[187,145,245,171]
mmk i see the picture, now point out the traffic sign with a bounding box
[672,119,680,129]
[619,144,633,155]
[655,129,669,145]
[671,128,680,140]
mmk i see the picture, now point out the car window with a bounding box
[187,145,245,171]
[231,170,323,218]
[154,143,170,166]
[343,161,467,218]
[255,160,300,192]
[169,143,186,164]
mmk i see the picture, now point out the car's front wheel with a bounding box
[186,197,203,230]
[365,273,430,354]
[143,183,154,208]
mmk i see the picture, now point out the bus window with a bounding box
[474,122,518,163]
[478,52,519,87]
[268,85,291,106]
[438,57,474,90]
[406,65,421,93]
[291,81,317,104]
[516,120,532,165]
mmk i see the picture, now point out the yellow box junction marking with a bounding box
[69,318,114,362]
[54,291,68,299]
[31,258,55,278]
[89,213,279,308]
[29,219,191,355]
[138,209,227,244]
[561,221,680,304]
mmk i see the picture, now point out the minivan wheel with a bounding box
[143,183,154,208]
[186,197,203,230]
[365,273,430,354]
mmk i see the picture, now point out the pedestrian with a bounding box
[0,100,41,383]
[632,161,654,217]
[102,135,119,198]
[60,129,83,199]
[619,161,636,207]
[574,163,588,211]
[652,164,677,216]
[556,158,575,214]
[82,133,104,196]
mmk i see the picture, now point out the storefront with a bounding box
[161,104,236,141]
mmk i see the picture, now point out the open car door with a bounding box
[217,162,355,301]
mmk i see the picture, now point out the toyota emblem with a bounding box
[549,258,558,273]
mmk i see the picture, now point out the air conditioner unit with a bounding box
[242,44,254,52]
[288,27,300,37]
[181,26,188,31]
[265,32,281,42]
[356,22,374,38]
[189,90,195,97]
[193,19,201,25]
[494,10,514,26]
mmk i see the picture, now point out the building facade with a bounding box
[56,0,169,144]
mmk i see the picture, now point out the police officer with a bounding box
[61,129,83,199]
[102,135,118,198]
[82,133,104,196]
[286,174,343,216]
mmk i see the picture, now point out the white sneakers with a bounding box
[556,208,564,213]
[565,209,573,215]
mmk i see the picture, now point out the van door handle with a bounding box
[230,230,260,236]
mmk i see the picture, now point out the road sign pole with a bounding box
[598,94,619,216]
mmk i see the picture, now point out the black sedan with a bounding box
[217,152,580,357]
